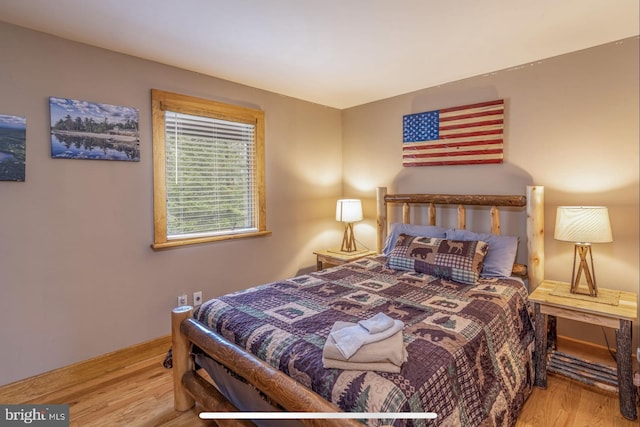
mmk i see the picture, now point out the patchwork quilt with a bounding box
[193,255,535,427]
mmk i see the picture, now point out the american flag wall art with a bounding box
[402,99,504,167]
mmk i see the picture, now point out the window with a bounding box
[151,89,269,249]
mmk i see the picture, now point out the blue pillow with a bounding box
[382,223,447,255]
[445,229,518,277]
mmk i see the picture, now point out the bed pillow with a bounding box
[387,234,488,285]
[381,223,447,256]
[446,229,518,277]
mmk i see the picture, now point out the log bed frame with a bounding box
[171,186,545,427]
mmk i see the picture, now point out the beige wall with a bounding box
[1,20,638,386]
[343,37,639,351]
[0,22,343,386]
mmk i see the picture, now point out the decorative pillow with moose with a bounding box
[387,234,489,285]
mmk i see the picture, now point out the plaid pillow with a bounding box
[387,234,489,285]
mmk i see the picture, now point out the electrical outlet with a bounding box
[177,294,188,306]
[193,291,203,306]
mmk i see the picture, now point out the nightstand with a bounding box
[313,249,377,271]
[529,279,638,420]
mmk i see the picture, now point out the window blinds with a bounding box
[164,111,257,239]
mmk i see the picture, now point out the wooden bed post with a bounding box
[402,203,411,224]
[427,203,436,225]
[457,205,466,229]
[527,186,545,290]
[376,187,387,253]
[490,206,501,235]
[172,305,195,411]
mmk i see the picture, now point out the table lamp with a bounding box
[335,199,363,253]
[554,206,612,297]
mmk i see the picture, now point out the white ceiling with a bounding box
[1,0,638,109]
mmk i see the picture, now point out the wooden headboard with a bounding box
[375,186,544,289]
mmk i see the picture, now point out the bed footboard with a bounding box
[171,306,363,427]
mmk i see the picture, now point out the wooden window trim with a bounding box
[151,89,269,249]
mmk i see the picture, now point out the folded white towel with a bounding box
[324,321,407,366]
[358,312,395,334]
[329,318,404,359]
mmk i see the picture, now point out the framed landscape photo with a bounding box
[0,114,26,181]
[49,97,140,161]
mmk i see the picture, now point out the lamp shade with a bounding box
[554,206,612,243]
[336,199,363,223]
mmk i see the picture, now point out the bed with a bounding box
[171,186,545,427]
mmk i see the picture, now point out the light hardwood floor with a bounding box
[0,335,637,426]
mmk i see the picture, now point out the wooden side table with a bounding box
[529,279,638,420]
[313,249,377,271]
